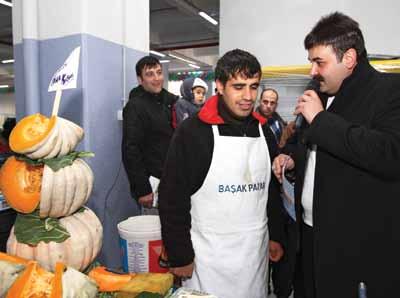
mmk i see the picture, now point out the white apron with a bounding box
[183,125,271,298]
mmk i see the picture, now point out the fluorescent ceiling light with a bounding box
[1,59,14,64]
[199,11,218,25]
[0,0,12,7]
[0,85,9,89]
[168,53,196,64]
[189,63,200,69]
[160,60,170,63]
[150,50,165,57]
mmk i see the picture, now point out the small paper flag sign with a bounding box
[48,46,81,92]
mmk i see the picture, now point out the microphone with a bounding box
[295,79,321,129]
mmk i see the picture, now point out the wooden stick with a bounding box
[51,87,62,116]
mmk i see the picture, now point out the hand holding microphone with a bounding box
[294,79,322,128]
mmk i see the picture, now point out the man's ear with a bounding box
[137,75,143,84]
[342,48,357,69]
[215,80,224,95]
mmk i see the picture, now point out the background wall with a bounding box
[0,92,15,118]
[220,0,400,122]
[220,0,400,66]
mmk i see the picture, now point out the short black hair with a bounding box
[136,55,161,77]
[215,49,261,86]
[260,88,279,101]
[304,12,366,61]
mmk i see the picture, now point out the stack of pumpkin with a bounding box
[0,113,103,297]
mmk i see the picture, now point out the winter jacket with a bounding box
[255,108,286,144]
[291,56,400,297]
[159,95,286,267]
[175,78,205,125]
[122,85,178,199]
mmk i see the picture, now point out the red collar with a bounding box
[198,95,266,125]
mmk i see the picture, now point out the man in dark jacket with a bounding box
[122,56,177,210]
[257,88,286,142]
[273,12,400,298]
[159,49,285,298]
[256,88,296,149]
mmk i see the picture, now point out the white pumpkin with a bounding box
[0,260,26,296]
[7,207,103,272]
[26,117,84,160]
[39,158,94,218]
[62,266,98,298]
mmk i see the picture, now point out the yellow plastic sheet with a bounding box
[262,59,400,79]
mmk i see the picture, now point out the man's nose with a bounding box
[243,87,252,100]
[155,73,163,80]
[310,64,319,77]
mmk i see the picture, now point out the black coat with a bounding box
[122,85,177,199]
[292,57,400,297]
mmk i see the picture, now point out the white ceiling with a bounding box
[0,0,219,88]
[150,0,219,72]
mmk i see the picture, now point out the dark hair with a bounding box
[304,12,366,61]
[260,88,279,101]
[215,49,261,85]
[135,55,161,77]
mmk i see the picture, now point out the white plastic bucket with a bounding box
[118,215,168,273]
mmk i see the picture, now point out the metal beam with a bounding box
[153,41,219,52]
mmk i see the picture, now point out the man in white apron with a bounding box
[159,49,285,298]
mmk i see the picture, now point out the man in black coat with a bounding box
[273,12,400,298]
[122,56,177,211]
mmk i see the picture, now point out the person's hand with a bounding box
[272,154,295,183]
[294,90,324,124]
[138,193,154,208]
[269,240,284,262]
[169,262,194,279]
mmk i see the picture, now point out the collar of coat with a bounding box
[130,85,177,105]
[321,55,376,114]
[198,95,266,125]
[334,55,376,97]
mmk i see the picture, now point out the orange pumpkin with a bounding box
[9,114,57,153]
[9,114,84,160]
[6,261,54,298]
[88,266,135,292]
[0,252,29,265]
[0,156,43,213]
[50,263,64,298]
[0,156,93,217]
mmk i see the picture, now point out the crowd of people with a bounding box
[122,12,400,298]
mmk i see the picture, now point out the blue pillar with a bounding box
[12,0,150,269]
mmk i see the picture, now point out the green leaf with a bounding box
[16,151,94,172]
[15,154,43,167]
[14,210,70,245]
[76,206,86,214]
